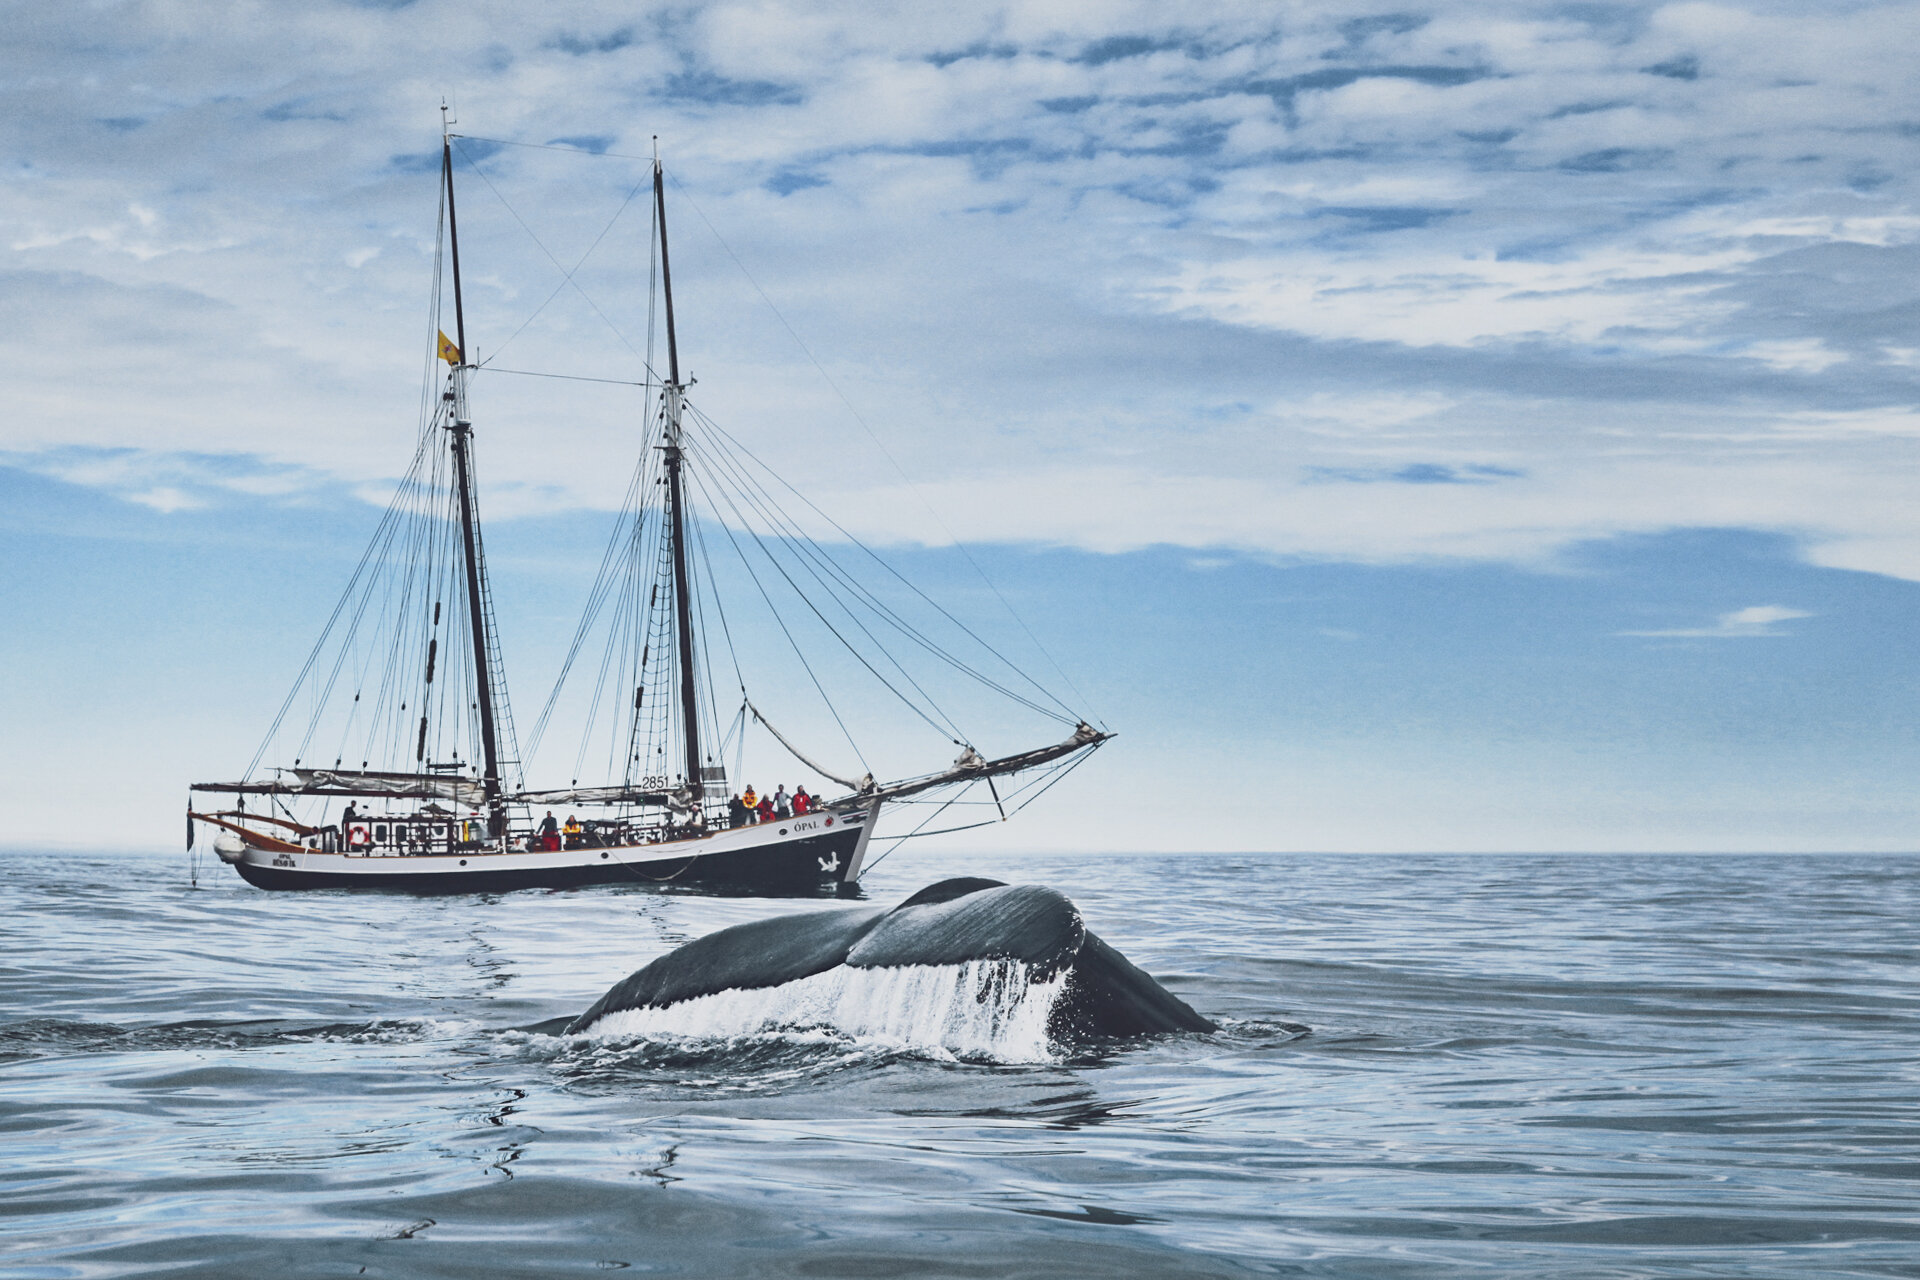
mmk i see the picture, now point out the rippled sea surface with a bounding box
[4,848,1918,1278]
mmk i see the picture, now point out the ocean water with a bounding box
[3,847,1917,1278]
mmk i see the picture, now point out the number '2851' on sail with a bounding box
[188,121,1110,893]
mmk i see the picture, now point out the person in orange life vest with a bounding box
[563,814,583,848]
[742,785,758,818]
[756,795,776,823]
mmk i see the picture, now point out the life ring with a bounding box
[346,823,372,850]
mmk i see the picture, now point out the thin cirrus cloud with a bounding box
[0,1,1918,575]
[1619,604,1816,638]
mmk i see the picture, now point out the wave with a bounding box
[571,959,1068,1065]
[0,1015,481,1059]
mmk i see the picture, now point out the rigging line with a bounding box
[477,367,653,387]
[686,492,749,722]
[682,431,970,744]
[452,138,648,365]
[717,698,747,759]
[690,410,1071,724]
[246,420,439,779]
[681,422,968,715]
[578,483,639,786]
[681,419,1062,728]
[858,786,971,875]
[1004,739,1102,818]
[366,451,437,770]
[603,495,648,787]
[299,407,443,765]
[873,819,999,841]
[688,406,1078,723]
[453,133,661,163]
[523,437,657,760]
[688,460,955,748]
[300,437,431,760]
[687,491,748,698]
[612,428,672,787]
[415,180,448,461]
[475,164,654,367]
[990,757,1071,803]
[681,480,728,777]
[665,171,1102,726]
[684,465,871,773]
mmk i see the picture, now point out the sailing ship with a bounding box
[188,119,1109,892]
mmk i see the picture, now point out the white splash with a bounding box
[584,959,1066,1063]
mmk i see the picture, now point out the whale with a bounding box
[567,877,1215,1040]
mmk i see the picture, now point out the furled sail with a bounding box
[190,769,487,806]
[836,723,1110,806]
[510,784,673,807]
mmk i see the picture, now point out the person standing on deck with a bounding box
[728,794,748,828]
[742,785,758,819]
[773,785,790,819]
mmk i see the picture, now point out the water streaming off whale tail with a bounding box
[578,959,1066,1063]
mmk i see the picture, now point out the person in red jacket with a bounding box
[792,788,811,815]
[756,795,776,823]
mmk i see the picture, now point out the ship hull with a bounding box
[228,806,878,895]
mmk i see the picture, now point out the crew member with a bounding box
[742,785,758,819]
[563,814,583,848]
[728,794,748,827]
[791,788,811,816]
[773,785,790,819]
[538,811,560,851]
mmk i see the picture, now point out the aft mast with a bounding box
[443,107,508,836]
[654,149,705,804]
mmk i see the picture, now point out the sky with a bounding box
[5,0,1920,853]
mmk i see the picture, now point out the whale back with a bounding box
[565,904,886,1032]
[566,877,1216,1040]
[1052,931,1216,1037]
[849,883,1084,978]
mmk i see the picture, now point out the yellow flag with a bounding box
[437,330,462,365]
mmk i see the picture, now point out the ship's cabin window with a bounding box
[375,823,389,842]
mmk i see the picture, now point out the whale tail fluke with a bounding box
[568,878,1216,1042]
[1054,932,1215,1038]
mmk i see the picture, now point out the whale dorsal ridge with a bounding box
[848,883,1084,978]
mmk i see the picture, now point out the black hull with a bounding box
[232,826,865,895]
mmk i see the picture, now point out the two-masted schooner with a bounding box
[188,120,1108,892]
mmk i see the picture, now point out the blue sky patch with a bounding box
[765,169,829,196]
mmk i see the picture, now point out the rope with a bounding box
[686,457,957,745]
[683,427,971,742]
[668,171,1102,727]
[451,139,647,364]
[479,367,650,387]
[858,788,970,875]
[473,162,653,368]
[690,407,1074,724]
[683,466,872,773]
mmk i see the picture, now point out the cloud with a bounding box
[1619,604,1815,638]
[1308,462,1525,485]
[3,0,1920,580]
